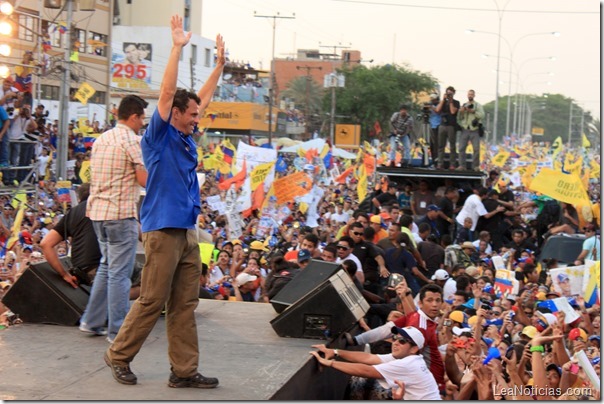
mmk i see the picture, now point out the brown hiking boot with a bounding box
[168,372,219,389]
[104,351,137,385]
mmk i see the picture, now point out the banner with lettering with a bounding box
[235,142,277,189]
[273,171,312,204]
[250,161,275,191]
[528,168,590,206]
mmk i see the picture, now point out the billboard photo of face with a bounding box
[112,42,153,89]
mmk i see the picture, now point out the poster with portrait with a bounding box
[111,42,153,90]
[549,265,585,297]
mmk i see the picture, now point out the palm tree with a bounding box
[280,76,324,132]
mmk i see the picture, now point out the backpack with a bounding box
[444,244,473,270]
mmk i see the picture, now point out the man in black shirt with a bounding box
[435,86,460,169]
[436,186,458,238]
[476,190,506,251]
[372,182,398,211]
[40,183,101,288]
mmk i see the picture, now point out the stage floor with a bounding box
[0,300,324,400]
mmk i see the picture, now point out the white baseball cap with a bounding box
[431,269,450,281]
[235,272,257,286]
[391,326,425,350]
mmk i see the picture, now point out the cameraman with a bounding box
[6,104,36,185]
[435,86,460,169]
[0,77,20,170]
[426,94,441,167]
[389,104,414,167]
[457,89,484,171]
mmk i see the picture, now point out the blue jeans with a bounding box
[0,121,10,165]
[81,218,139,340]
[389,134,411,165]
[5,141,20,182]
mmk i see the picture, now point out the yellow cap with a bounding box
[522,326,537,339]
[468,315,478,326]
[449,311,465,324]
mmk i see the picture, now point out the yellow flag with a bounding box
[79,160,91,183]
[551,136,563,160]
[6,202,25,250]
[582,134,591,148]
[492,150,510,167]
[198,243,214,265]
[298,202,308,214]
[521,163,537,189]
[250,161,275,191]
[363,141,376,155]
[565,155,583,176]
[74,82,96,106]
[582,168,590,190]
[297,146,306,158]
[11,192,27,209]
[590,160,600,179]
[528,168,590,206]
[357,164,367,202]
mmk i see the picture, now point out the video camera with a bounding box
[417,102,431,124]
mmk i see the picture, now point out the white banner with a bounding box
[206,195,226,215]
[235,142,277,190]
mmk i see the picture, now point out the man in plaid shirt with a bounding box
[79,94,148,343]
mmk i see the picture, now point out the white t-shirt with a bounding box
[455,194,487,231]
[443,278,457,301]
[374,354,441,400]
[336,252,363,273]
[330,211,350,224]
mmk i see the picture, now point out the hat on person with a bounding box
[249,240,268,252]
[379,212,392,220]
[370,215,382,224]
[449,311,467,325]
[465,265,479,278]
[388,181,397,189]
[3,203,13,210]
[498,180,508,187]
[506,294,517,303]
[431,269,450,281]
[568,328,588,342]
[534,311,558,331]
[546,290,560,298]
[557,273,570,283]
[43,217,52,225]
[20,230,32,244]
[546,363,562,376]
[231,239,242,246]
[427,204,441,212]
[391,326,425,350]
[235,272,257,286]
[297,249,311,263]
[452,326,473,337]
[521,325,537,339]
[461,241,476,250]
[222,240,233,248]
[589,335,601,343]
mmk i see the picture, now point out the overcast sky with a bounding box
[201,0,600,120]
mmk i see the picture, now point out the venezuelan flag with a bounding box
[584,261,600,306]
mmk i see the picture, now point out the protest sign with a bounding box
[549,265,585,298]
[206,195,226,215]
[529,168,590,206]
[273,171,312,204]
[250,161,275,191]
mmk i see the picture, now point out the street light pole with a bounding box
[254,12,295,146]
[57,0,74,180]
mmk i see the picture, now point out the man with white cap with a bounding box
[231,272,257,302]
[310,326,441,400]
[431,269,449,289]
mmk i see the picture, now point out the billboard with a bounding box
[111,42,153,90]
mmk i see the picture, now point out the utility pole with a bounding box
[319,43,349,146]
[296,65,321,138]
[254,12,295,146]
[57,0,74,180]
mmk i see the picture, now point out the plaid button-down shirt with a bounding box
[87,123,144,221]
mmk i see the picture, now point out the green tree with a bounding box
[483,93,597,146]
[280,76,324,132]
[322,64,436,141]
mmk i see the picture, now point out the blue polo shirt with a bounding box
[140,109,200,232]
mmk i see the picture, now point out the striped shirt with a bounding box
[87,123,144,221]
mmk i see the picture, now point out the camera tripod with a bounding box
[416,119,431,167]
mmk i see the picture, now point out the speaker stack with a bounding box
[2,258,90,326]
[270,260,369,339]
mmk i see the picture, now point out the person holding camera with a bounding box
[456,89,484,171]
[435,86,460,170]
[427,93,441,166]
[388,104,414,167]
[6,104,37,185]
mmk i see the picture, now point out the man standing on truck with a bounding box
[389,105,414,167]
[435,86,460,170]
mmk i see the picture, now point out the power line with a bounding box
[330,0,598,14]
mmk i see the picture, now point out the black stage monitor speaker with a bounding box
[270,259,341,314]
[270,269,370,339]
[2,258,90,326]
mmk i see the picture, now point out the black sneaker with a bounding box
[343,332,358,347]
[104,352,137,385]
[168,372,219,389]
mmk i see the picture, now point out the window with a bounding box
[89,91,106,104]
[204,48,211,67]
[87,31,107,56]
[42,20,62,48]
[17,13,36,41]
[40,84,60,101]
[77,29,86,53]
[191,44,197,64]
[184,0,191,31]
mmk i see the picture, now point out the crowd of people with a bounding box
[0,15,601,400]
